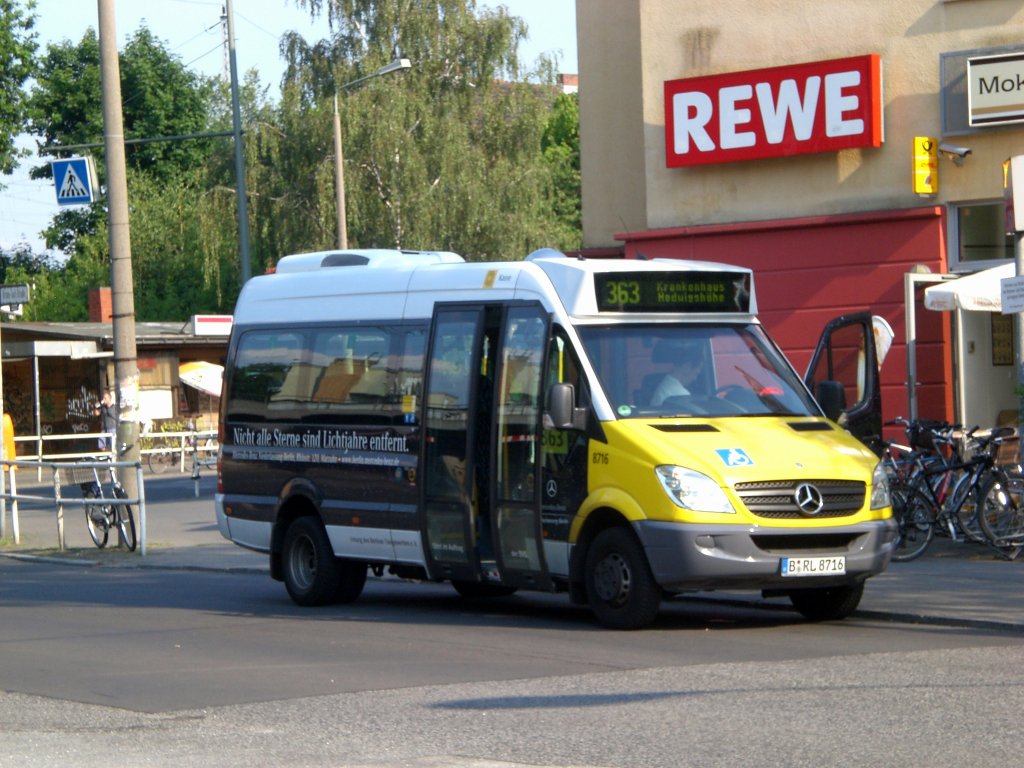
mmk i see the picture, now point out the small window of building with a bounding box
[949,200,1013,271]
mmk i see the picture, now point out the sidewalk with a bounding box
[2,472,1023,631]
[855,538,1024,630]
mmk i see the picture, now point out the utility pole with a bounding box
[225,0,252,283]
[97,0,141,511]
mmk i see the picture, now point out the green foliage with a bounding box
[28,26,215,181]
[0,0,38,182]
[0,241,54,283]
[26,29,103,180]
[1,243,106,322]
[542,92,581,246]
[282,0,580,259]
[15,0,582,323]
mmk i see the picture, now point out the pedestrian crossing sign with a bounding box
[51,156,98,206]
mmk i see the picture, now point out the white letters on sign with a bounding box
[664,55,883,167]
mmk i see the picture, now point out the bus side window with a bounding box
[229,331,307,420]
[546,327,583,392]
[310,329,390,406]
[311,333,358,404]
[394,327,426,405]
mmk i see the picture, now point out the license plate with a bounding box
[780,556,846,577]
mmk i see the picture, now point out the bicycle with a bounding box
[883,417,959,562]
[144,434,180,474]
[881,436,935,562]
[885,418,1013,561]
[76,461,137,551]
[976,467,1024,559]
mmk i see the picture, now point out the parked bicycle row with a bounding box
[882,417,1024,562]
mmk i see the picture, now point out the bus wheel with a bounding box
[334,559,368,604]
[282,516,342,606]
[451,580,517,599]
[788,582,864,621]
[584,527,661,630]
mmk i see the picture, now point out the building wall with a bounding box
[577,0,648,239]
[619,207,955,425]
[579,0,1024,246]
[576,0,1024,429]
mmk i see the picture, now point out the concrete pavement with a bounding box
[2,472,1023,632]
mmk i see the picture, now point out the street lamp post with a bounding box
[333,58,412,250]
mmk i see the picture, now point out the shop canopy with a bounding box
[923,263,1016,312]
[178,361,223,397]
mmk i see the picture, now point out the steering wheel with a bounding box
[715,384,746,398]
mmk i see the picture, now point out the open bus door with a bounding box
[803,311,882,451]
[420,302,552,591]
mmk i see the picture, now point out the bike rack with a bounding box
[0,459,147,555]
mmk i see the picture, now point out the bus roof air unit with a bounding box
[274,249,464,274]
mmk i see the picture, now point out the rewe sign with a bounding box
[664,55,883,167]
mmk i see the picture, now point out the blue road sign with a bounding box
[51,156,96,206]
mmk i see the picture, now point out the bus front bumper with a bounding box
[634,518,898,593]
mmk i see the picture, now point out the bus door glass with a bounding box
[804,311,882,450]
[420,302,552,590]
[421,306,483,581]
[492,304,552,590]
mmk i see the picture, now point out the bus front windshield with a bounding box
[576,323,820,419]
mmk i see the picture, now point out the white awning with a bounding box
[179,361,223,397]
[923,263,1015,312]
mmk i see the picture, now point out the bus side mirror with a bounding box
[815,380,846,423]
[547,383,586,431]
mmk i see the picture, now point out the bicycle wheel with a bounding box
[84,497,110,548]
[949,480,986,543]
[977,472,1024,558]
[888,482,934,562]
[112,486,137,552]
[147,449,173,474]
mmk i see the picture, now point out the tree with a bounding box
[280,0,579,259]
[0,241,54,284]
[542,92,581,247]
[23,25,224,312]
[0,0,38,185]
[28,26,215,181]
[14,2,584,323]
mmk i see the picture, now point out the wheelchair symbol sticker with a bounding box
[715,448,753,467]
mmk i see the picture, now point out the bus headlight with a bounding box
[870,461,891,510]
[655,465,736,514]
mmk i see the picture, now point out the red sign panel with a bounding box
[664,55,883,167]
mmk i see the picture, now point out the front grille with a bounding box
[733,479,865,519]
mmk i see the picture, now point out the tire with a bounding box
[334,559,368,604]
[451,580,517,599]
[282,516,361,606]
[584,527,661,630]
[112,486,137,552]
[888,483,934,562]
[788,582,864,621]
[84,494,109,549]
[952,484,986,544]
[147,450,173,474]
[977,473,1024,559]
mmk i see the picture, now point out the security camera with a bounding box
[939,142,972,163]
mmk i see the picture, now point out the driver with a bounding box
[650,344,703,406]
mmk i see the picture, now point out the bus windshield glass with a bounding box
[575,323,820,418]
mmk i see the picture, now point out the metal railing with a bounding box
[0,458,148,555]
[12,429,218,480]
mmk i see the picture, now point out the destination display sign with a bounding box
[594,271,751,313]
